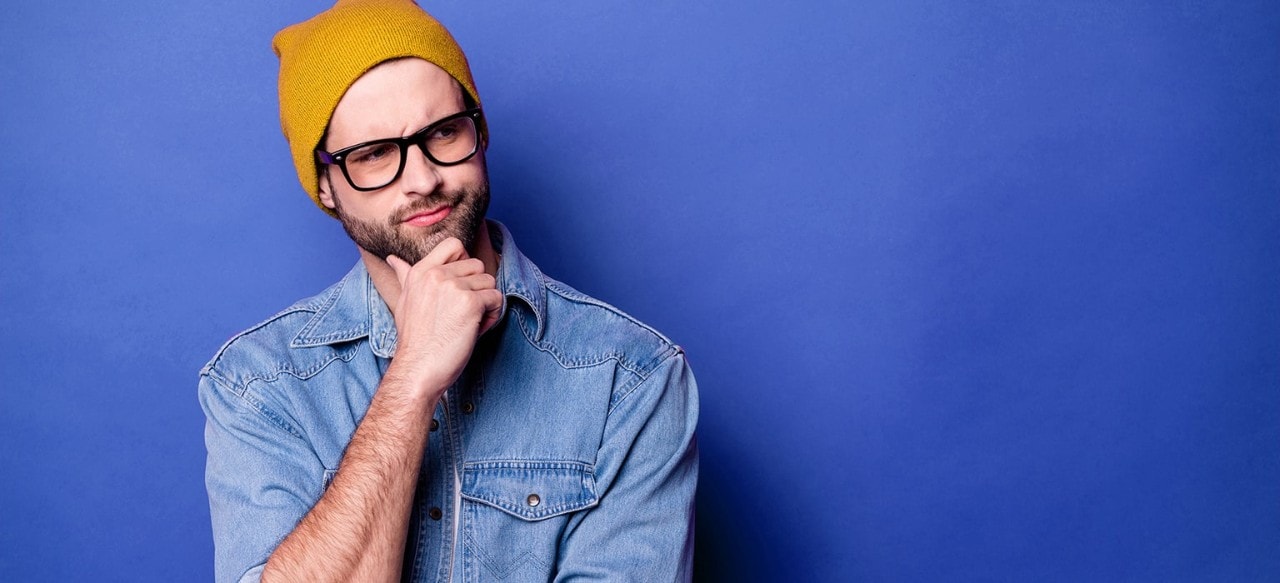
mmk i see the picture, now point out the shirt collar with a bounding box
[289,220,547,356]
[492,220,547,340]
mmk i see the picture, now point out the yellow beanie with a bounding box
[272,0,482,217]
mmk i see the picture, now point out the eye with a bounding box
[429,119,465,141]
[348,142,397,165]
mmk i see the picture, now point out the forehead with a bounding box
[325,58,465,148]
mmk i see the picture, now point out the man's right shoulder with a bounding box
[198,280,343,393]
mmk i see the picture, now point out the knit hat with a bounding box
[272,0,482,217]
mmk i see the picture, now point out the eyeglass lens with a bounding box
[343,114,478,189]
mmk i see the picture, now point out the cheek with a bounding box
[332,189,393,223]
[444,158,487,187]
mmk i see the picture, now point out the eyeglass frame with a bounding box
[315,108,485,192]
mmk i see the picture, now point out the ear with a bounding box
[317,170,338,210]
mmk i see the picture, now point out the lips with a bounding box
[401,205,451,227]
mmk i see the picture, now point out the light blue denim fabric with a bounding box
[199,221,698,583]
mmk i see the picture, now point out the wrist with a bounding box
[384,356,453,402]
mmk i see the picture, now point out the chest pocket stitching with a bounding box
[460,462,597,577]
[459,461,599,520]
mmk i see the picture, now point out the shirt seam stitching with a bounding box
[607,350,682,416]
[201,372,306,440]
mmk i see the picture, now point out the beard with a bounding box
[333,182,490,264]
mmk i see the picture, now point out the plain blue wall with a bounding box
[2,1,1277,581]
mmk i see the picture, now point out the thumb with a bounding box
[386,254,412,288]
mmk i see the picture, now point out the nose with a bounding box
[397,142,442,197]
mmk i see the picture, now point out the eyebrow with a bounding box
[330,110,467,152]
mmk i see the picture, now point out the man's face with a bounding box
[318,58,489,264]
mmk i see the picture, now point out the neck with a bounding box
[363,220,498,316]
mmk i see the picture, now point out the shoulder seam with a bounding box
[510,300,679,378]
[200,303,318,377]
[199,370,306,440]
[607,349,684,416]
[543,279,677,349]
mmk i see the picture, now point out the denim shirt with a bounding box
[199,221,698,583]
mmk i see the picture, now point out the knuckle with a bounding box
[425,267,448,283]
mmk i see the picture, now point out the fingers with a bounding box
[425,272,496,293]
[389,238,477,283]
[418,237,469,268]
[478,289,504,335]
[434,258,488,280]
[386,254,412,288]
[382,238,503,394]
[460,272,497,291]
[466,284,503,315]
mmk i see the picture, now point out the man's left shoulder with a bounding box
[536,276,684,378]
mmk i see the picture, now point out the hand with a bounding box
[385,237,503,398]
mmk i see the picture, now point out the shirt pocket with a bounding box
[460,461,598,579]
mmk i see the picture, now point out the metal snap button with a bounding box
[430,419,439,432]
[462,401,475,414]
[526,494,540,507]
[428,507,443,521]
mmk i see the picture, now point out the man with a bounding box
[198,1,698,581]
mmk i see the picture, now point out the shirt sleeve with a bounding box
[199,372,327,583]
[555,351,700,582]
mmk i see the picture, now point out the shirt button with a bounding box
[461,401,475,414]
[430,419,439,432]
[526,494,540,507]
[428,507,443,521]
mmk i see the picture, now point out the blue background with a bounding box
[2,1,1278,581]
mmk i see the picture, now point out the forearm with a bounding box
[259,239,498,581]
[262,366,437,583]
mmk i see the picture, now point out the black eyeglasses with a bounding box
[316,108,484,191]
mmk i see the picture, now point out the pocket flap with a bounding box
[460,461,599,521]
